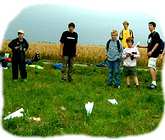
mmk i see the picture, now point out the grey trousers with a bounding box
[61,56,74,79]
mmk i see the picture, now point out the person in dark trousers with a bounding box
[60,22,78,82]
[8,30,29,81]
[137,22,161,89]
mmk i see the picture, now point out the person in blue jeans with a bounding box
[106,30,123,88]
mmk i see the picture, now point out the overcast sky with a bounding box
[4,4,163,45]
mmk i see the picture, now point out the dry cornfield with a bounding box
[1,40,163,67]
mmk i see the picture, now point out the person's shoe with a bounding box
[22,79,27,82]
[147,83,157,89]
[127,85,130,88]
[107,83,113,87]
[13,79,18,82]
[136,85,140,88]
[61,77,67,81]
[114,85,120,89]
[68,77,73,82]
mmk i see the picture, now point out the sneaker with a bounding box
[61,77,67,81]
[107,83,113,87]
[147,83,157,89]
[68,77,73,82]
[114,85,120,89]
[136,85,140,88]
[13,79,18,82]
[23,79,27,82]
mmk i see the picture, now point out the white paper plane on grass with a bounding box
[4,108,24,120]
[85,102,94,116]
[28,65,44,70]
[108,99,118,105]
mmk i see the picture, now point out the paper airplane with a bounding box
[28,65,44,69]
[85,102,94,116]
[108,99,118,105]
[4,108,24,120]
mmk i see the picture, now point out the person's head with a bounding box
[126,37,134,48]
[68,22,75,33]
[123,21,129,29]
[111,30,118,41]
[148,22,156,32]
[17,30,24,40]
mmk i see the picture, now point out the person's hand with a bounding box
[126,53,131,57]
[160,54,164,60]
[15,46,19,50]
[23,48,26,51]
[147,51,153,57]
[60,52,63,58]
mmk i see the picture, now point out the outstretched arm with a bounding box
[137,45,148,48]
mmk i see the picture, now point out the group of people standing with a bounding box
[105,21,164,89]
[8,21,164,90]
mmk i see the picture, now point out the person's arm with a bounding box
[23,39,29,51]
[122,49,128,59]
[119,41,123,58]
[147,43,159,57]
[137,45,148,48]
[160,52,165,60]
[75,33,78,57]
[59,32,65,57]
[60,43,64,57]
[119,30,123,41]
[8,39,16,50]
[148,33,161,56]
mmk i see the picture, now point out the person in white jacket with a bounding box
[122,37,140,88]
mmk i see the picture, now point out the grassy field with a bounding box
[2,60,164,137]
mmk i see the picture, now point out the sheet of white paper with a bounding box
[74,64,88,67]
[4,108,24,120]
[85,102,94,115]
[28,65,44,69]
[108,99,118,105]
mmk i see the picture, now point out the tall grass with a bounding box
[1,40,163,67]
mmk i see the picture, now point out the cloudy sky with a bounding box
[4,4,163,45]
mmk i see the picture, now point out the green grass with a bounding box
[2,61,164,137]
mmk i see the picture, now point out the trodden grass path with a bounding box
[2,61,164,137]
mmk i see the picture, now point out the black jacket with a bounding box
[8,38,29,62]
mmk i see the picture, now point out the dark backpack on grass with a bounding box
[106,39,121,52]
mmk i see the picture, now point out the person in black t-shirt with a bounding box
[138,22,161,89]
[8,30,29,81]
[60,22,78,82]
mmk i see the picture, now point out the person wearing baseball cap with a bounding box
[17,30,24,34]
[8,29,29,81]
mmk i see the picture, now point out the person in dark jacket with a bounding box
[8,30,29,81]
[60,22,78,82]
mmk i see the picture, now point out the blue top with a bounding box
[106,40,123,61]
